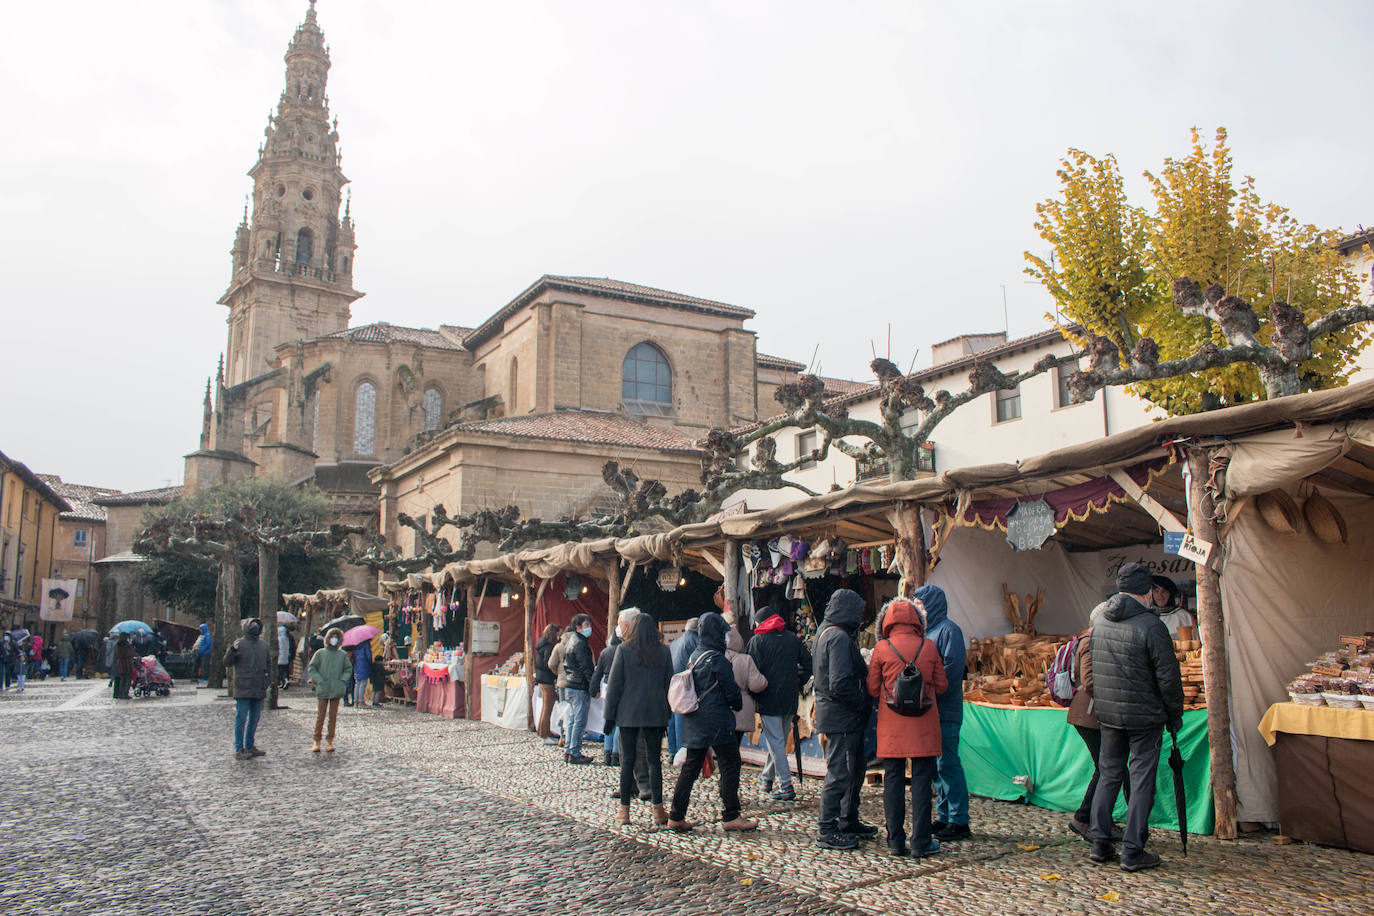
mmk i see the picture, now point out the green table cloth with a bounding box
[959,703,1213,835]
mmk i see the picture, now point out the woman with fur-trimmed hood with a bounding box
[308,627,350,753]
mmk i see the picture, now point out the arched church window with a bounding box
[353,380,376,455]
[296,228,313,266]
[622,342,672,405]
[423,388,442,430]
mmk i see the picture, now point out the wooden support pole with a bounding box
[723,538,741,634]
[604,560,621,639]
[522,573,537,732]
[464,580,482,720]
[1186,448,1238,840]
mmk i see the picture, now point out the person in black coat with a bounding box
[562,614,596,764]
[747,599,812,800]
[604,613,672,825]
[666,612,757,833]
[1087,562,1185,872]
[592,609,638,766]
[813,588,875,850]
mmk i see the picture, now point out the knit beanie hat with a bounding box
[1116,562,1154,596]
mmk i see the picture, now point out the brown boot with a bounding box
[325,739,335,752]
[667,818,695,832]
[614,805,631,825]
[311,739,321,753]
[723,817,759,831]
[651,804,669,825]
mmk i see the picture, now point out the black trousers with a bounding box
[617,726,663,805]
[112,674,131,699]
[670,741,742,822]
[1091,725,1161,857]
[882,756,937,851]
[1073,724,1130,823]
[819,730,866,835]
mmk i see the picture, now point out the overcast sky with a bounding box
[2,0,1370,493]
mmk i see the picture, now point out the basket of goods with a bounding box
[1359,683,1374,711]
[1322,679,1363,709]
[1287,675,1325,707]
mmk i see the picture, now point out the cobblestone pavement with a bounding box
[1,679,1368,916]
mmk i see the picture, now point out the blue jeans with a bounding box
[934,719,969,826]
[604,725,619,755]
[564,688,590,757]
[666,712,683,758]
[234,698,263,752]
[59,658,70,679]
[758,714,793,789]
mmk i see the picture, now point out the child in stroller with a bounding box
[132,655,174,697]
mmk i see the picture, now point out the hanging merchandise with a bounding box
[433,585,449,630]
[788,574,807,601]
[846,549,859,575]
[878,544,893,571]
[401,590,423,626]
[657,566,682,591]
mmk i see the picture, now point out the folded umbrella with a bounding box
[341,625,381,648]
[323,614,365,633]
[1167,725,1188,857]
[792,715,804,785]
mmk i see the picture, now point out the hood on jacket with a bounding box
[199,623,210,635]
[323,627,345,647]
[1102,592,1152,623]
[880,598,926,638]
[725,628,744,653]
[697,612,729,653]
[754,614,786,635]
[914,585,947,629]
[243,617,263,638]
[821,589,865,633]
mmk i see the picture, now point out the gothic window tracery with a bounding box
[353,380,376,455]
[423,388,442,430]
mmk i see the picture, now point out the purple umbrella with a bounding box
[340,625,381,648]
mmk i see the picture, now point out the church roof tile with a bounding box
[319,322,462,350]
[94,485,183,507]
[36,475,119,523]
[452,409,705,454]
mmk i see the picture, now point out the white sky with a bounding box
[2,0,1369,493]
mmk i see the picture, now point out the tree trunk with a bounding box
[1187,448,1239,840]
[724,538,742,636]
[259,544,280,709]
[604,561,620,641]
[890,500,928,597]
[209,555,242,690]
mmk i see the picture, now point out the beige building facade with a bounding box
[37,475,117,630]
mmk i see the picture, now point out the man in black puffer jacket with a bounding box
[813,588,876,850]
[1088,562,1184,872]
[562,614,597,764]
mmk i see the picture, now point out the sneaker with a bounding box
[934,823,971,841]
[234,750,251,760]
[769,786,797,802]
[248,747,266,757]
[845,822,880,839]
[816,832,858,850]
[566,754,593,765]
[542,737,560,746]
[885,843,909,857]
[1069,818,1091,840]
[1088,843,1116,864]
[931,820,948,834]
[1121,850,1162,872]
[913,838,941,858]
[760,778,774,795]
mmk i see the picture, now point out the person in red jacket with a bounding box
[866,598,948,858]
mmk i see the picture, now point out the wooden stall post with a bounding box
[422,585,434,654]
[1186,447,1239,840]
[890,500,929,597]
[724,538,741,633]
[522,572,538,732]
[465,580,484,720]
[604,560,620,637]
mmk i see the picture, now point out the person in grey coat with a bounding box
[224,618,272,760]
[1087,562,1184,872]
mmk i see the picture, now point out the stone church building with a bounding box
[189,3,829,580]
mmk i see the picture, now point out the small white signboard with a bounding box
[1177,533,1213,565]
[471,620,501,655]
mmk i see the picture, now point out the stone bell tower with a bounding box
[219,0,362,387]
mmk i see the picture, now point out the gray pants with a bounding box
[1091,725,1161,857]
[758,715,793,789]
[819,730,865,835]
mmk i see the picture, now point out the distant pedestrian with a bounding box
[604,612,672,826]
[351,641,372,706]
[1088,562,1184,872]
[534,624,561,743]
[102,635,116,684]
[548,628,570,745]
[369,653,386,706]
[724,628,766,740]
[224,618,271,760]
[0,633,18,692]
[666,612,756,833]
[813,588,876,850]
[113,634,135,700]
[307,627,349,752]
[561,614,596,764]
[277,624,292,688]
[56,634,74,680]
[917,584,971,843]
[666,617,700,758]
[747,599,811,801]
[867,598,947,858]
[192,623,212,684]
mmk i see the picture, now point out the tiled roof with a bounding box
[817,376,872,395]
[452,409,705,454]
[36,475,119,523]
[0,450,71,513]
[756,352,806,371]
[320,322,462,350]
[94,485,183,507]
[464,275,754,348]
[1336,227,1374,254]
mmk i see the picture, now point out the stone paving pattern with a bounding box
[1,679,1369,915]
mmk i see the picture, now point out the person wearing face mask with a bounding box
[562,614,596,764]
[224,618,272,760]
[308,627,350,752]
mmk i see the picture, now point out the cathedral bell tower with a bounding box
[219,1,362,387]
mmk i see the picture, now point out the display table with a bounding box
[532,690,606,741]
[960,703,1214,834]
[1258,702,1374,853]
[480,675,530,730]
[415,673,465,719]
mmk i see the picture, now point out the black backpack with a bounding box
[882,637,933,717]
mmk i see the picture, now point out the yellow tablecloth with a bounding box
[1257,701,1374,746]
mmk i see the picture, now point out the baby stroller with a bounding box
[132,655,174,698]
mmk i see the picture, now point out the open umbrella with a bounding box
[1167,725,1188,856]
[277,610,298,625]
[323,614,365,633]
[109,620,153,636]
[70,628,100,647]
[341,625,381,648]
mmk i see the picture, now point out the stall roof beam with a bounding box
[1109,468,1186,533]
